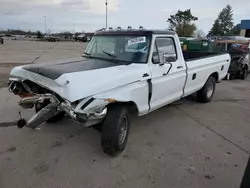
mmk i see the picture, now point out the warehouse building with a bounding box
[240,20,250,37]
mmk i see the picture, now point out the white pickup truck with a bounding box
[9,29,230,156]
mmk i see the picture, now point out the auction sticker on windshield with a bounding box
[128,37,146,46]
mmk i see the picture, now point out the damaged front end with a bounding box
[9,78,108,129]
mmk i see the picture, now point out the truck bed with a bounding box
[182,51,225,61]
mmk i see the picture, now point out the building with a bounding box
[240,20,250,37]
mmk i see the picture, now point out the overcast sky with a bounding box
[0,0,250,33]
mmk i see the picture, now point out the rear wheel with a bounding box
[240,66,248,80]
[35,100,65,123]
[101,104,130,156]
[197,76,216,103]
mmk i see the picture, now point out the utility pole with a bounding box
[105,0,108,29]
[44,16,47,35]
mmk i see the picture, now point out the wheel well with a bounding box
[107,101,139,115]
[210,72,219,82]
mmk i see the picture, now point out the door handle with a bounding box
[177,66,183,69]
[142,73,149,77]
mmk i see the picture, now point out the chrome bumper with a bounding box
[17,94,107,129]
[60,102,107,127]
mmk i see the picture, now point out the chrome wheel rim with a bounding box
[119,116,128,145]
[207,82,214,98]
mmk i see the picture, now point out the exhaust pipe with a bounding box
[18,94,58,108]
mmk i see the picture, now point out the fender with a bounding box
[74,79,150,116]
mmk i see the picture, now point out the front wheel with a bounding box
[197,76,216,103]
[101,104,130,156]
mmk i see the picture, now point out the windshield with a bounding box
[84,35,151,63]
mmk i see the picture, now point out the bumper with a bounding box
[16,94,107,129]
[228,64,241,75]
[228,61,245,77]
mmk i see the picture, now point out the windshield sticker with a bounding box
[127,37,146,46]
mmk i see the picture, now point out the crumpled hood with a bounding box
[10,57,150,102]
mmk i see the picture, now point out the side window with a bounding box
[152,37,177,64]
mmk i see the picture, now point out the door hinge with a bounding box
[143,73,149,77]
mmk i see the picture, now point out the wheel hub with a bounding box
[119,116,128,145]
[207,82,214,98]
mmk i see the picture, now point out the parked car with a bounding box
[8,29,230,156]
[75,34,87,42]
[218,36,249,41]
[44,36,60,42]
[216,40,250,79]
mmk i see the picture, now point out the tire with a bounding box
[101,104,130,156]
[35,100,65,123]
[197,76,216,103]
[240,66,248,80]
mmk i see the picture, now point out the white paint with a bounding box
[9,33,230,117]
[10,63,150,103]
[183,54,230,97]
[148,34,187,112]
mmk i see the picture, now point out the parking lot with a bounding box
[0,40,250,188]
[0,40,85,88]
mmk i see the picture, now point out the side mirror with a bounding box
[152,52,160,64]
[163,53,177,62]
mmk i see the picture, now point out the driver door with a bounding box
[149,36,186,111]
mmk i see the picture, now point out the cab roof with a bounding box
[94,29,176,36]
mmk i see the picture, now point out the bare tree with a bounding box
[195,29,206,38]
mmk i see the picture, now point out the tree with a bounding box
[167,9,198,37]
[47,29,51,35]
[209,5,234,36]
[60,31,73,40]
[195,29,206,38]
[209,19,221,36]
[36,31,43,38]
[231,23,241,35]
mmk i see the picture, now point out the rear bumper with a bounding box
[228,61,244,76]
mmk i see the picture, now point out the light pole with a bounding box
[44,16,47,35]
[105,0,108,29]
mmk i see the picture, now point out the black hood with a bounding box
[23,57,120,80]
